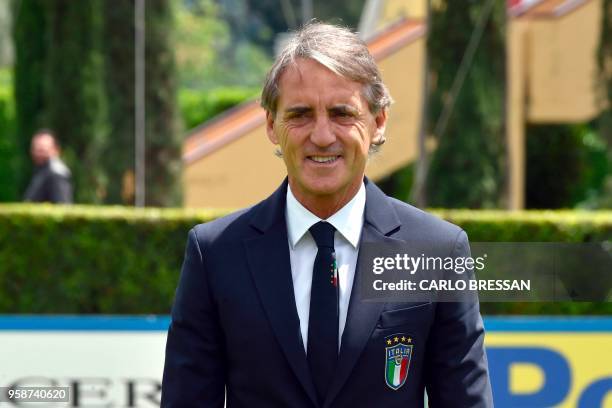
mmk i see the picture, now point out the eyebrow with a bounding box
[284,104,359,116]
[284,106,312,116]
[329,105,359,115]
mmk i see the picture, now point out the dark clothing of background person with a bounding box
[24,157,73,203]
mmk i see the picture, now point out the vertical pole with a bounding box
[410,0,431,207]
[135,0,146,207]
[506,18,526,210]
[301,0,313,24]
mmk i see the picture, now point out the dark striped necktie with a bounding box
[307,221,339,404]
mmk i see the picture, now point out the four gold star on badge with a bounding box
[386,336,412,345]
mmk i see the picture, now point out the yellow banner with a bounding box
[485,319,612,407]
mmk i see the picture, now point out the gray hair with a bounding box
[261,22,393,116]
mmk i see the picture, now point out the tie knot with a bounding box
[309,221,336,248]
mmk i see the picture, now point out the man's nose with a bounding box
[310,116,336,147]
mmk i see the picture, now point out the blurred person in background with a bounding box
[23,129,73,204]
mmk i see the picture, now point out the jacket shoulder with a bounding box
[190,205,257,248]
[388,197,464,243]
[189,181,287,249]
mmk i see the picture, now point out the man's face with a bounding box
[266,58,387,207]
[31,134,58,166]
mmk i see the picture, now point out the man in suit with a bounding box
[162,22,492,407]
[23,130,73,204]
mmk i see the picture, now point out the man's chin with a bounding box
[300,178,360,201]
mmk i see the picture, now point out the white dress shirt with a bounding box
[285,183,366,352]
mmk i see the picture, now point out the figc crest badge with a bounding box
[384,334,413,390]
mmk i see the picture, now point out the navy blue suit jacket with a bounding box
[162,179,493,407]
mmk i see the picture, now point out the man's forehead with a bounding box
[279,58,353,85]
[33,134,55,146]
[276,59,364,108]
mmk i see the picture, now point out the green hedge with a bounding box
[436,210,612,315]
[0,204,225,314]
[0,204,610,314]
[179,86,259,130]
[0,68,18,202]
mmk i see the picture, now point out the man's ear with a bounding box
[372,108,388,145]
[266,111,278,144]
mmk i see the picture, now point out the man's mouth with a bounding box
[308,155,341,164]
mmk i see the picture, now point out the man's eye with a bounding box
[285,112,312,125]
[332,111,356,123]
[287,111,310,119]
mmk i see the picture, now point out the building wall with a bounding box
[379,0,427,24]
[523,0,603,122]
[505,0,604,209]
[183,123,286,208]
[367,35,425,180]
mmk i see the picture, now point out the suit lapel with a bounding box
[244,181,319,407]
[323,179,403,408]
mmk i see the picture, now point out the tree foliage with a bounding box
[176,0,271,91]
[100,0,182,207]
[176,0,229,89]
[526,124,608,208]
[144,0,182,207]
[13,0,108,203]
[185,0,364,92]
[11,0,47,194]
[45,0,108,203]
[179,86,259,130]
[425,0,506,208]
[12,0,182,206]
[0,1,13,66]
[220,0,365,51]
[0,69,17,201]
[102,0,135,205]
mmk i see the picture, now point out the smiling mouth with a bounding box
[308,155,341,164]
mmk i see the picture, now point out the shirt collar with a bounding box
[285,182,365,249]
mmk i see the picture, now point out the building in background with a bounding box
[182,0,606,209]
[183,16,426,208]
[506,0,605,209]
